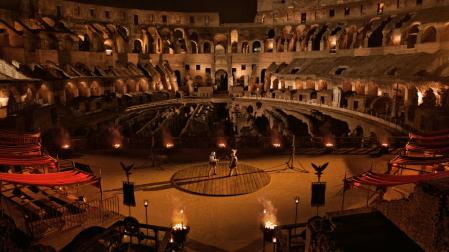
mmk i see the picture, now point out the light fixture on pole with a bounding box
[144,200,149,237]
[294,196,300,229]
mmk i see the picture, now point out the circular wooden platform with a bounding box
[171,163,271,196]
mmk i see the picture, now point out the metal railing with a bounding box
[28,195,120,239]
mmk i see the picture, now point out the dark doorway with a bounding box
[215,70,228,92]
[174,70,182,86]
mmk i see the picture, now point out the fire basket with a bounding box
[261,221,277,242]
[171,224,190,244]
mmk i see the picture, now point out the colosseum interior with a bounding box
[0,0,448,251]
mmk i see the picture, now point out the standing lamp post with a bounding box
[272,236,277,252]
[294,196,300,234]
[144,200,149,237]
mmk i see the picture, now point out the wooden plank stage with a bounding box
[171,163,271,196]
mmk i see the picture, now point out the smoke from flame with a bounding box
[57,128,71,149]
[259,198,278,229]
[171,197,187,227]
[162,127,174,148]
[108,126,122,148]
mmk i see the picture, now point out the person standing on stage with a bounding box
[228,149,238,176]
[209,151,219,176]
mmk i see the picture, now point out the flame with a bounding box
[109,126,122,149]
[325,143,334,148]
[172,198,187,228]
[264,220,277,229]
[162,127,174,149]
[218,143,226,148]
[381,143,389,147]
[272,143,281,148]
[58,128,71,149]
[172,223,188,230]
[259,198,278,229]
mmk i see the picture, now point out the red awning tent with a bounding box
[0,154,56,166]
[346,170,449,187]
[409,129,449,140]
[0,144,42,157]
[389,155,449,165]
[0,130,56,168]
[405,143,449,153]
[0,170,98,186]
[0,130,41,145]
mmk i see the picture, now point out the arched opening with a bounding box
[277,38,286,52]
[133,39,143,53]
[252,41,261,53]
[162,40,172,54]
[79,34,90,51]
[241,42,249,53]
[37,84,51,104]
[137,78,149,92]
[215,70,228,92]
[126,79,137,93]
[191,40,198,53]
[203,41,211,53]
[174,29,184,40]
[406,24,420,48]
[312,25,328,51]
[78,81,90,97]
[215,44,225,54]
[65,82,79,103]
[231,42,238,53]
[230,29,238,43]
[114,79,126,95]
[264,39,274,52]
[104,39,113,54]
[261,69,267,84]
[368,18,390,48]
[90,81,102,96]
[174,70,183,86]
[267,29,275,39]
[421,26,437,43]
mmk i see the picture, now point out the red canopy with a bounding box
[0,144,42,157]
[347,171,449,187]
[0,154,56,166]
[405,143,449,153]
[0,170,98,186]
[409,130,449,142]
[389,155,449,165]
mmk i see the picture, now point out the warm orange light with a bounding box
[218,143,226,148]
[166,143,174,149]
[172,223,187,230]
[381,143,389,147]
[273,143,281,148]
[62,144,71,149]
[325,143,334,148]
[264,220,277,230]
[113,143,121,149]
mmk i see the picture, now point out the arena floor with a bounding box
[48,150,395,251]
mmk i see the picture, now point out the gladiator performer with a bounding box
[209,151,219,176]
[228,149,238,176]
